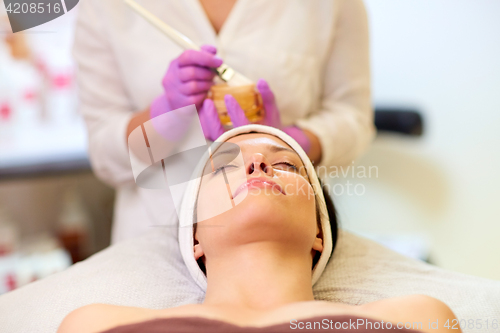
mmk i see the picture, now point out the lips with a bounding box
[233,177,286,199]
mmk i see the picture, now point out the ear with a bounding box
[312,236,323,253]
[194,243,205,261]
[312,226,323,253]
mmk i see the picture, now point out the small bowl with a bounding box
[208,83,264,129]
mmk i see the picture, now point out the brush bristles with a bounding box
[226,72,254,87]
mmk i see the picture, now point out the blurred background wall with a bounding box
[0,6,115,294]
[332,0,500,280]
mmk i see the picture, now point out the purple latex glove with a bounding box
[193,46,225,141]
[198,98,225,141]
[225,79,311,154]
[150,44,225,141]
[157,44,222,113]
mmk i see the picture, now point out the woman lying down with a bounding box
[58,125,459,333]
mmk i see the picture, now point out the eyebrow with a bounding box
[211,143,299,160]
[211,146,240,160]
[267,144,297,156]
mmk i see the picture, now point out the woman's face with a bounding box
[194,133,322,262]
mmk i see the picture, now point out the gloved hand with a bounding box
[150,44,226,142]
[151,44,222,117]
[198,98,225,141]
[224,79,312,153]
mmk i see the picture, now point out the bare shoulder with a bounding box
[360,295,461,333]
[57,303,159,333]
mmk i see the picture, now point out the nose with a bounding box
[248,153,273,176]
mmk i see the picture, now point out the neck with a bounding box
[202,242,314,310]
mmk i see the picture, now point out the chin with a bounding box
[232,194,291,226]
[242,188,288,206]
[201,194,315,250]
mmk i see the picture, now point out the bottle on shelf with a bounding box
[56,187,92,264]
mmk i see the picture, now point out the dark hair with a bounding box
[194,178,339,275]
[317,179,339,266]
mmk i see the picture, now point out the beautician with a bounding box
[73,0,375,243]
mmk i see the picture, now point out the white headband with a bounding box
[178,124,332,292]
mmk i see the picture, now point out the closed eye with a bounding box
[272,161,298,172]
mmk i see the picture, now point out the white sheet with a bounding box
[0,228,498,333]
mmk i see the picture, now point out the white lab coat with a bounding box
[73,0,375,244]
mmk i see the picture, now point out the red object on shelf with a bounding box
[52,73,72,89]
[23,89,37,102]
[0,244,11,256]
[0,103,11,120]
[5,273,16,292]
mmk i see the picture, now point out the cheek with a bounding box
[282,173,317,222]
[196,165,247,223]
[280,173,316,202]
[196,175,236,223]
